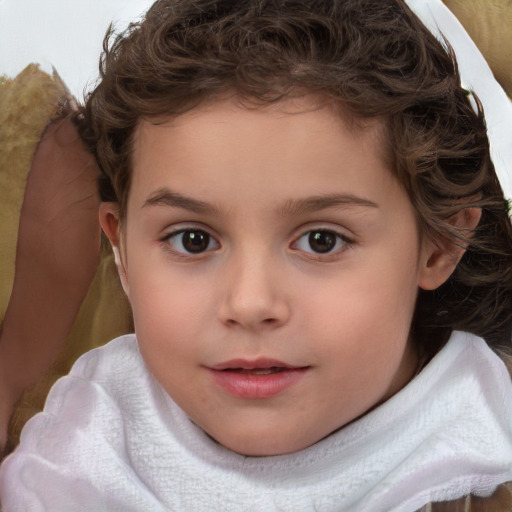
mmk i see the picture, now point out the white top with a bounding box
[1,331,512,512]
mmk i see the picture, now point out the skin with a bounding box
[101,96,476,456]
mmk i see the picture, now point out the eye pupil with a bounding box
[183,230,209,253]
[308,231,336,253]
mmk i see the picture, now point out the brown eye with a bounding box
[308,231,337,253]
[293,229,348,255]
[166,229,218,254]
[182,230,210,253]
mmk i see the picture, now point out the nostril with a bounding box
[223,317,279,327]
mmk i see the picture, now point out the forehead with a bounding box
[128,95,394,213]
[133,93,388,148]
[132,95,388,170]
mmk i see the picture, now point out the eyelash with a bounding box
[159,227,354,260]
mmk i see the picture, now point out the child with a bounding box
[1,0,512,510]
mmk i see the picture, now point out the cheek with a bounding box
[305,247,419,377]
[312,252,418,330]
[127,267,213,358]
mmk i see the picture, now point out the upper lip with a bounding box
[210,358,305,371]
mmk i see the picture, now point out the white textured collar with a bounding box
[2,331,510,512]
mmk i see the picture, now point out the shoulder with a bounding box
[448,331,512,378]
[0,334,167,511]
[415,333,512,512]
[6,334,143,447]
[33,334,149,431]
[39,334,142,409]
[66,333,140,381]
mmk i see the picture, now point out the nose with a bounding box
[217,250,290,330]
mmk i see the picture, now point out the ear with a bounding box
[99,202,130,298]
[418,208,481,291]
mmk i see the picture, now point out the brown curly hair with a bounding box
[76,0,512,358]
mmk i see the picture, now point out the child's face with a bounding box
[112,96,429,456]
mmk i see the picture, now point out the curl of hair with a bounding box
[75,0,512,356]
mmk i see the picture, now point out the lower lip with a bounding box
[208,367,308,399]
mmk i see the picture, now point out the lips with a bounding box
[208,358,309,399]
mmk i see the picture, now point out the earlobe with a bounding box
[99,203,130,297]
[418,208,481,291]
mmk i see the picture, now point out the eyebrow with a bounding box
[142,188,379,216]
[143,188,218,214]
[279,194,379,216]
